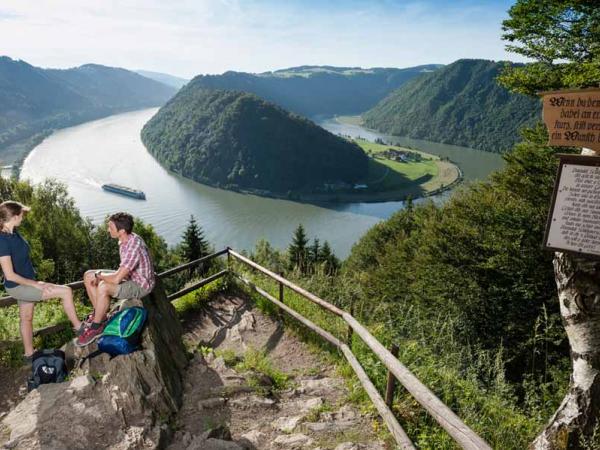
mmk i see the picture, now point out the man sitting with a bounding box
[77,212,155,347]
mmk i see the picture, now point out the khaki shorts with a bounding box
[115,280,150,300]
[96,270,150,300]
[6,285,44,305]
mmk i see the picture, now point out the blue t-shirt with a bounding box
[0,229,36,288]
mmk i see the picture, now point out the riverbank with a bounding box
[162,136,462,204]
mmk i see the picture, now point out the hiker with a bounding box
[78,212,155,346]
[0,201,83,362]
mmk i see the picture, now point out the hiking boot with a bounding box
[75,322,88,336]
[76,323,105,347]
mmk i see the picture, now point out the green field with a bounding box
[355,138,440,190]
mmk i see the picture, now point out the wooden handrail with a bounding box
[228,249,345,317]
[166,270,228,301]
[343,313,491,450]
[157,248,228,278]
[229,249,491,450]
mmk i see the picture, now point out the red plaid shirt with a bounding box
[119,233,155,292]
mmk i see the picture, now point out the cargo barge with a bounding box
[102,183,146,200]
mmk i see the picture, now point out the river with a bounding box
[20,109,504,258]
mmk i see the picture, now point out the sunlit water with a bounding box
[20,109,504,258]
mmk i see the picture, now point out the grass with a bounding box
[349,138,460,197]
[234,347,290,392]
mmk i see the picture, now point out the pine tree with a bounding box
[309,238,321,272]
[288,224,309,273]
[180,215,209,274]
[319,241,339,275]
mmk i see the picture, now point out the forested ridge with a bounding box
[0,57,176,162]
[141,87,368,193]
[363,59,541,153]
[185,64,442,117]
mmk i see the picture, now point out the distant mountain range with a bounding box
[135,70,188,89]
[141,86,368,193]
[0,56,176,163]
[185,64,442,117]
[363,59,541,153]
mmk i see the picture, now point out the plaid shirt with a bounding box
[119,233,155,292]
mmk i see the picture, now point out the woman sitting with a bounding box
[0,200,82,362]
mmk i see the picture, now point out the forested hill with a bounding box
[184,64,442,117]
[141,87,368,193]
[363,59,541,153]
[0,57,176,161]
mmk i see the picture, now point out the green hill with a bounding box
[186,64,442,117]
[0,57,176,163]
[362,59,541,153]
[141,87,368,194]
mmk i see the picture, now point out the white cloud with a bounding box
[0,0,524,78]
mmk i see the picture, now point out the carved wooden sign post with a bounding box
[542,88,600,258]
[541,88,600,151]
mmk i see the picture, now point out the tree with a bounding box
[309,238,321,270]
[499,0,600,95]
[288,224,309,273]
[179,215,210,275]
[501,2,600,447]
[319,241,339,275]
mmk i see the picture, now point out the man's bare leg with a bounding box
[93,281,119,324]
[83,270,99,311]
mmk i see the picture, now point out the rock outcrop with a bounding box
[0,278,187,450]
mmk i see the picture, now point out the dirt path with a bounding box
[169,294,388,450]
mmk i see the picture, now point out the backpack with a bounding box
[27,349,68,391]
[97,306,147,356]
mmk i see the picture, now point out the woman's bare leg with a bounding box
[19,302,35,356]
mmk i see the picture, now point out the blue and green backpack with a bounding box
[98,306,148,356]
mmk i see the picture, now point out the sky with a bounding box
[0,0,524,79]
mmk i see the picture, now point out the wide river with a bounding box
[20,109,504,258]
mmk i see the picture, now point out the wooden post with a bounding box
[347,303,354,346]
[279,272,284,304]
[385,343,400,408]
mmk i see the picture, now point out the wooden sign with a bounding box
[544,154,600,257]
[541,88,600,152]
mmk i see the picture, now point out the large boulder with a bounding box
[0,278,188,450]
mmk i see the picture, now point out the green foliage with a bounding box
[140,88,369,193]
[363,59,541,153]
[235,347,290,391]
[179,215,210,263]
[346,128,574,382]
[499,0,600,95]
[288,224,309,273]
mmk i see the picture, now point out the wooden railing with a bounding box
[0,248,491,449]
[227,249,491,450]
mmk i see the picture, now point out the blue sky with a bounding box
[0,0,522,78]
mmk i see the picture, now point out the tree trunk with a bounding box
[532,148,600,450]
